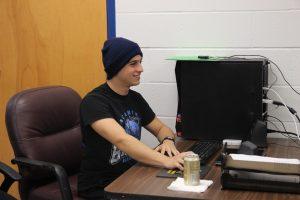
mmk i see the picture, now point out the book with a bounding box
[225,154,300,175]
[228,170,300,183]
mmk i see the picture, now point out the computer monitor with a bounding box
[175,58,268,141]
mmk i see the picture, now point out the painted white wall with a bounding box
[116,0,300,147]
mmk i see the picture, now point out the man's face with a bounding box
[115,55,143,87]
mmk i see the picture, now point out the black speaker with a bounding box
[250,120,267,148]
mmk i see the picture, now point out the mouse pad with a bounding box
[156,165,211,179]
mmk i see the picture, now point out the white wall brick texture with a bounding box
[116,1,300,145]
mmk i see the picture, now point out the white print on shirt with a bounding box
[109,109,141,165]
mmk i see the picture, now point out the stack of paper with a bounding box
[226,154,300,174]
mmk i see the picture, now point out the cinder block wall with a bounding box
[116,0,300,147]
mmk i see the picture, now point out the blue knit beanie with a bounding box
[102,37,143,80]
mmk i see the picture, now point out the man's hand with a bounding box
[164,151,193,171]
[154,140,180,157]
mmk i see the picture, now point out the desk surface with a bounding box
[105,138,300,200]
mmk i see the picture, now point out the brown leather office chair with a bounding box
[0,161,21,200]
[5,86,83,200]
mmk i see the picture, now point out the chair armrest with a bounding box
[12,157,73,200]
[0,161,21,181]
[0,161,21,192]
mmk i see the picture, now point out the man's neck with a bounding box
[107,79,130,96]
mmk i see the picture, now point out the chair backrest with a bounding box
[5,86,82,197]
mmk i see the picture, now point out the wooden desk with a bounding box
[105,138,300,200]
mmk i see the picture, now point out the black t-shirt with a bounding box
[78,83,155,198]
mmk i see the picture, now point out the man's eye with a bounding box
[129,60,142,66]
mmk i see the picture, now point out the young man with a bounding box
[78,37,189,199]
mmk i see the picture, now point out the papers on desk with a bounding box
[226,154,300,174]
[167,177,213,193]
[222,154,300,193]
[228,170,300,183]
[230,154,300,164]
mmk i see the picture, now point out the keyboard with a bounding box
[188,140,222,165]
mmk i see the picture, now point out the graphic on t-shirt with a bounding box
[110,109,141,165]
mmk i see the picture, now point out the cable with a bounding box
[263,97,300,137]
[267,129,298,137]
[263,99,297,115]
[263,99,300,127]
[228,55,300,96]
[267,120,291,139]
[268,64,278,91]
[267,115,299,143]
[263,87,300,141]
[296,114,300,123]
[268,59,300,96]
[267,118,300,147]
[267,115,288,132]
[267,118,294,139]
[262,104,279,116]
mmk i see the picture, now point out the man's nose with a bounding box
[137,63,143,72]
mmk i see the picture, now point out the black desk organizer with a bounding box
[220,146,300,194]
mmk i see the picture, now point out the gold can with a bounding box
[183,154,200,186]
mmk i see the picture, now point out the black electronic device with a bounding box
[250,120,267,148]
[188,140,222,165]
[175,57,268,141]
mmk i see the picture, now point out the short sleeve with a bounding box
[135,93,156,126]
[80,95,113,127]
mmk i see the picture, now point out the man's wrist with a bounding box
[160,136,175,144]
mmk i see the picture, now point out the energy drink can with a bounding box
[184,154,200,186]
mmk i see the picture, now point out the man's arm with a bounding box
[145,117,179,156]
[91,118,188,170]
